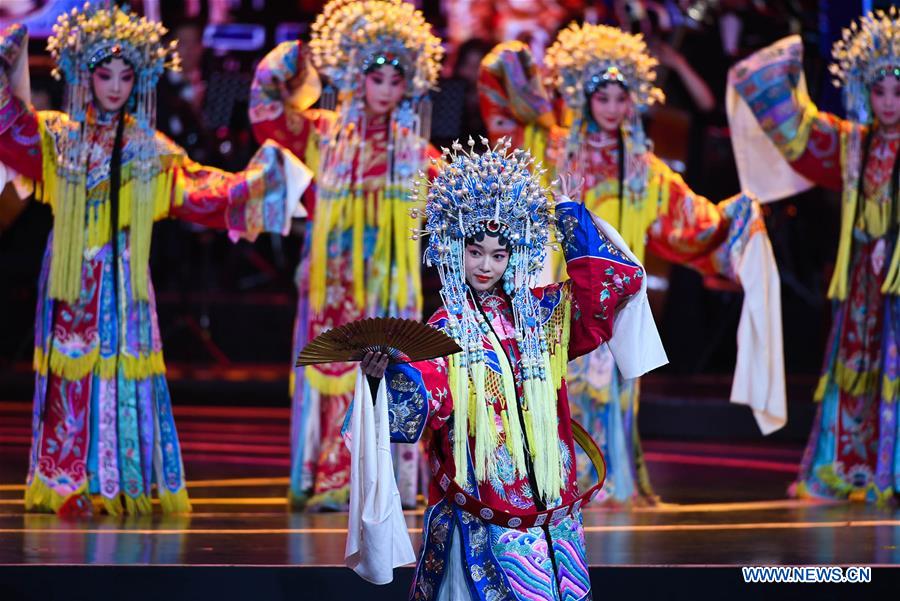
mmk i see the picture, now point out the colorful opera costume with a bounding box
[0,4,309,515]
[345,139,667,600]
[249,0,442,509]
[729,8,900,504]
[478,23,785,504]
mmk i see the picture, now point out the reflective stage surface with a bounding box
[1,400,897,600]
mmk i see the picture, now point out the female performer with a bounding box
[359,139,662,599]
[729,8,900,504]
[0,5,309,516]
[478,23,783,505]
[249,0,442,510]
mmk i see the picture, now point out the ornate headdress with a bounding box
[545,23,663,117]
[831,6,900,123]
[412,138,567,501]
[309,0,442,140]
[44,3,180,302]
[545,23,660,226]
[304,0,443,317]
[309,0,441,101]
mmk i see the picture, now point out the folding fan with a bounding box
[296,317,461,366]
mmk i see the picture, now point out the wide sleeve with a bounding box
[644,157,786,434]
[380,311,455,444]
[551,200,646,360]
[477,41,555,148]
[0,24,41,183]
[248,40,324,171]
[165,133,311,241]
[728,35,848,197]
[642,154,762,283]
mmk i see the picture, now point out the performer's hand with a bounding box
[361,351,390,379]
[553,174,584,203]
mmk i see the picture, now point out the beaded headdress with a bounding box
[545,22,663,116]
[412,138,567,501]
[44,2,180,302]
[831,6,900,123]
[545,23,661,220]
[309,0,442,144]
[305,0,442,265]
[309,0,441,102]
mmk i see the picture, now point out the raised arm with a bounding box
[164,133,311,241]
[478,41,555,148]
[729,35,848,192]
[0,24,41,182]
[550,200,644,360]
[644,154,767,283]
[248,40,325,169]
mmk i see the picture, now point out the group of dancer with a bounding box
[1,0,899,599]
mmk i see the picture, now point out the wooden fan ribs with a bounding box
[296,317,461,367]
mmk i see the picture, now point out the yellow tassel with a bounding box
[523,123,551,188]
[123,494,154,516]
[96,352,167,380]
[522,408,535,457]
[493,335,526,478]
[832,362,879,397]
[309,188,344,311]
[393,193,410,310]
[36,121,57,211]
[827,132,859,301]
[39,113,84,302]
[373,189,390,310]
[880,230,900,295]
[882,373,899,402]
[47,345,100,381]
[472,361,498,482]
[449,355,470,486]
[408,192,424,314]
[304,134,321,175]
[549,291,572,390]
[32,346,49,376]
[24,477,87,513]
[352,189,365,309]
[158,486,192,514]
[813,373,829,402]
[101,495,123,516]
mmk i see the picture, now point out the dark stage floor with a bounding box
[1,388,898,600]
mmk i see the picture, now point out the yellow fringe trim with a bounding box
[158,486,192,514]
[33,346,167,381]
[523,123,552,189]
[309,184,422,315]
[882,372,899,402]
[35,113,178,303]
[833,362,880,397]
[828,129,860,301]
[815,464,892,504]
[305,366,357,395]
[813,372,829,402]
[448,353,470,486]
[24,477,87,513]
[815,363,897,402]
[306,485,350,510]
[445,285,574,497]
